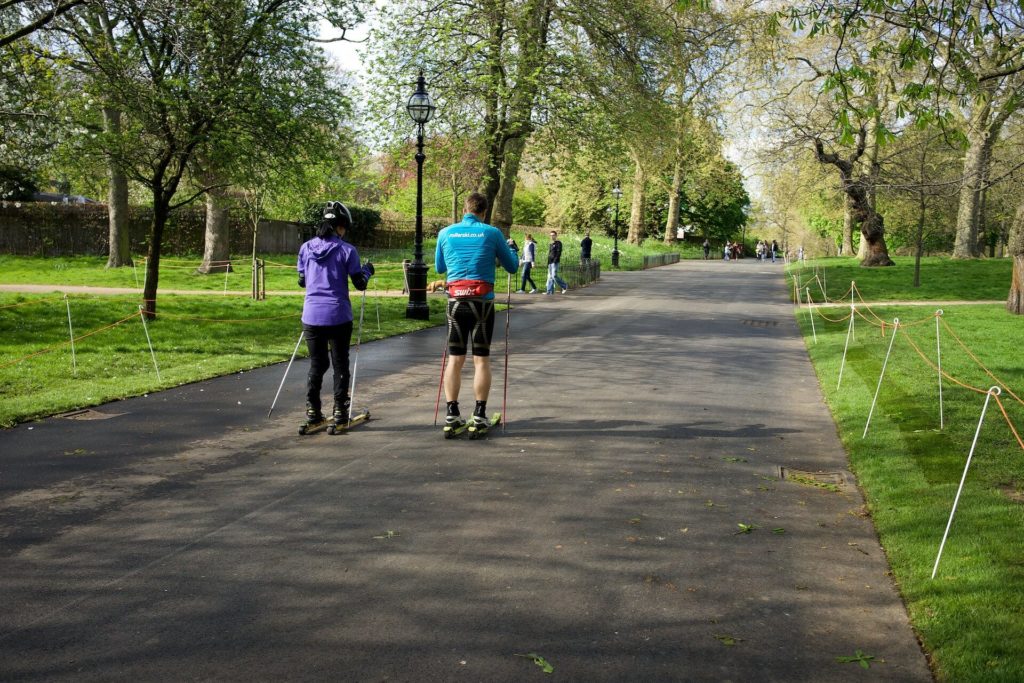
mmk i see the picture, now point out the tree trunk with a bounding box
[842,197,855,256]
[103,108,132,268]
[142,198,169,319]
[665,160,682,245]
[627,154,645,245]
[491,135,526,234]
[953,115,994,258]
[1007,202,1024,314]
[198,185,232,274]
[451,171,460,224]
[913,191,926,288]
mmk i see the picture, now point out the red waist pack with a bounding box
[446,279,493,299]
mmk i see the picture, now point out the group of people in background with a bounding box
[755,239,779,263]
[508,229,587,295]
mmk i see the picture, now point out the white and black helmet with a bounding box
[323,201,352,229]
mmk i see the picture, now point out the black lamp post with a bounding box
[405,71,436,320]
[611,182,622,268]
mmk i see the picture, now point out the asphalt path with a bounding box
[0,261,932,681]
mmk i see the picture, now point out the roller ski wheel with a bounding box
[299,415,329,435]
[467,413,501,440]
[443,417,468,440]
[327,409,371,434]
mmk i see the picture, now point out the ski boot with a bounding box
[467,413,501,439]
[443,414,468,439]
[328,401,370,434]
[299,406,328,435]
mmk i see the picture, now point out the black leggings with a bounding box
[521,262,537,290]
[304,322,353,412]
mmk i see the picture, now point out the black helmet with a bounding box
[322,201,352,230]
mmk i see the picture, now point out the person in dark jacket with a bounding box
[297,201,374,428]
[580,230,593,262]
[545,230,568,294]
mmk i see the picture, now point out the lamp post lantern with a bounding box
[611,182,622,268]
[405,71,436,320]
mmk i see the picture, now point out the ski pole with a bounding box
[268,330,304,418]
[348,288,367,427]
[502,272,511,432]
[433,331,449,427]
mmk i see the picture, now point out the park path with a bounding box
[0,261,932,681]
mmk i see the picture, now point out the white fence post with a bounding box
[138,305,161,381]
[64,295,77,376]
[837,305,855,390]
[805,287,816,344]
[936,310,945,430]
[931,386,1001,579]
[863,318,899,439]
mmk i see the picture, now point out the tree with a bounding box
[0,0,88,48]
[1008,198,1024,315]
[60,0,362,316]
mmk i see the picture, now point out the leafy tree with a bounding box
[54,0,363,316]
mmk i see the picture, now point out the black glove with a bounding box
[363,261,375,277]
[298,276,305,288]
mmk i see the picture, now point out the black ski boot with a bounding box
[332,400,351,425]
[299,405,328,435]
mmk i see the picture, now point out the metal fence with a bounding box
[642,253,681,269]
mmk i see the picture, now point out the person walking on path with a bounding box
[434,193,519,433]
[546,230,569,294]
[580,230,593,263]
[703,238,711,260]
[517,233,539,293]
[297,201,375,429]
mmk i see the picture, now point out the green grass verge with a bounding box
[0,292,447,427]
[787,256,1012,302]
[796,301,1024,682]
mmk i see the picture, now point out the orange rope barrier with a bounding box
[0,295,66,310]
[0,310,142,369]
[899,328,990,396]
[994,395,1024,451]
[939,318,1024,406]
[814,307,853,324]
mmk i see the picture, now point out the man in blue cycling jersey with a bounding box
[434,193,519,433]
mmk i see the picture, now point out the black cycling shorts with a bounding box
[446,298,495,357]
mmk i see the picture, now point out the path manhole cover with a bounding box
[60,409,124,421]
[741,319,778,328]
[778,467,846,489]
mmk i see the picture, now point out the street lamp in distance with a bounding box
[611,182,622,268]
[405,71,436,320]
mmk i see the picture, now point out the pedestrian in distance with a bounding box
[723,241,731,261]
[506,237,520,291]
[297,201,375,432]
[435,192,519,437]
[545,229,569,294]
[772,239,780,263]
[702,238,710,260]
[580,230,593,263]
[517,233,539,293]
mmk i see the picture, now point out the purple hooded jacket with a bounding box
[298,236,363,326]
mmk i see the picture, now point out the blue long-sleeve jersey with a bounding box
[434,214,519,300]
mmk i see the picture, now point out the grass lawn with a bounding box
[795,297,1024,681]
[0,292,447,427]
[788,256,1012,302]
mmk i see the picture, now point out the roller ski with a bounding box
[467,413,501,440]
[443,415,469,439]
[328,406,371,434]
[298,408,329,435]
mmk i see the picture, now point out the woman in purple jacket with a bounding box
[297,202,374,429]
